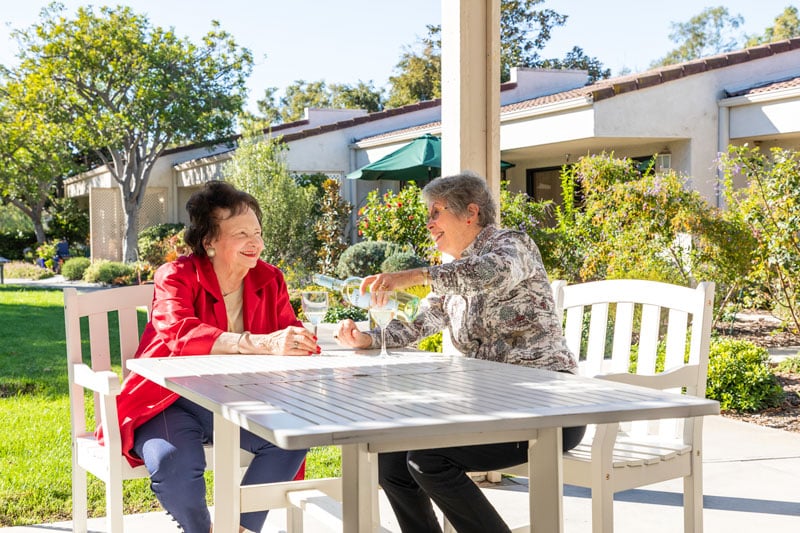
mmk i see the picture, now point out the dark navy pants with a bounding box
[378,425,586,533]
[133,397,307,533]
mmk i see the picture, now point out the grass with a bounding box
[0,285,341,526]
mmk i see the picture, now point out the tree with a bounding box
[386,1,608,107]
[9,4,253,261]
[386,25,442,108]
[244,80,384,126]
[538,46,611,84]
[745,6,800,46]
[0,79,77,243]
[223,131,319,274]
[651,7,745,67]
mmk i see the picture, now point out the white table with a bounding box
[128,351,719,533]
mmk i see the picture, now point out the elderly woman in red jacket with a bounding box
[101,181,317,533]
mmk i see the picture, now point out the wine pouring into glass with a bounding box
[369,289,398,357]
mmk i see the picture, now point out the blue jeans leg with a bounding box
[133,397,307,533]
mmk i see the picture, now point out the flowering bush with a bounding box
[357,182,436,263]
[718,145,800,333]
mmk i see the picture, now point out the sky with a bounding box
[0,1,791,113]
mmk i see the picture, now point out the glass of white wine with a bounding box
[301,291,329,338]
[369,290,397,357]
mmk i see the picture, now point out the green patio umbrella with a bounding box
[346,133,513,182]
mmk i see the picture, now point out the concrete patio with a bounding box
[3,414,798,533]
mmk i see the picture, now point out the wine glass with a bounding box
[369,290,398,357]
[301,291,329,338]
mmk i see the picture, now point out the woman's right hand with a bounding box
[334,319,372,349]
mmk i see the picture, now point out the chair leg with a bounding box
[591,482,614,533]
[106,478,125,533]
[683,452,703,533]
[72,461,88,533]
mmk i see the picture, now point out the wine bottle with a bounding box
[312,273,421,322]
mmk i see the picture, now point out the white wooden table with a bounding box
[128,351,719,533]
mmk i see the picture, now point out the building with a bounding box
[65,38,800,260]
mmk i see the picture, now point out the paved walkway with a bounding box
[2,415,799,532]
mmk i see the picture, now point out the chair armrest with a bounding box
[72,363,122,396]
[597,364,699,391]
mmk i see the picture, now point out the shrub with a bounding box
[0,229,37,260]
[381,251,428,273]
[357,182,435,262]
[706,338,784,412]
[137,223,185,265]
[775,355,800,374]
[337,241,392,278]
[418,331,443,352]
[325,305,367,323]
[82,260,135,285]
[3,261,54,280]
[61,257,91,281]
[719,145,800,333]
[314,178,352,276]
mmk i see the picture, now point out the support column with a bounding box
[441,0,501,201]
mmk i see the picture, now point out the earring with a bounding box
[467,220,471,225]
[207,247,216,258]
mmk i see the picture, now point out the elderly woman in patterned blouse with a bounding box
[335,170,585,533]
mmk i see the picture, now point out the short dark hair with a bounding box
[184,181,262,257]
[422,170,497,227]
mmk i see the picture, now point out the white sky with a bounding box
[0,1,790,112]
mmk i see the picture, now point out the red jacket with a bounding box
[97,254,301,467]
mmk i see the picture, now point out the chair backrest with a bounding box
[64,285,155,436]
[554,279,715,437]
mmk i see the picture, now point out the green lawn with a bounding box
[0,286,340,526]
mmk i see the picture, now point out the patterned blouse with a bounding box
[369,225,578,372]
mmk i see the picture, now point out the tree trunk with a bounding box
[33,219,47,244]
[122,203,140,263]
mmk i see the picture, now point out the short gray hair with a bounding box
[422,170,497,227]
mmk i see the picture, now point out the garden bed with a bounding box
[714,310,800,433]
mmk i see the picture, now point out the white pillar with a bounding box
[441,0,501,201]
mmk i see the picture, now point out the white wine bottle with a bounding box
[313,273,421,322]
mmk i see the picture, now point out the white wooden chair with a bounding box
[65,285,341,533]
[446,279,715,533]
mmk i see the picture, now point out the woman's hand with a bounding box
[361,268,428,294]
[334,319,372,349]
[249,326,320,355]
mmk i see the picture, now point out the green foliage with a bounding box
[775,355,800,374]
[719,145,800,333]
[745,6,800,46]
[325,305,368,323]
[381,251,428,273]
[82,260,135,285]
[706,338,784,412]
[499,182,556,267]
[2,261,54,280]
[337,241,392,278]
[547,153,752,311]
[137,223,185,265]
[61,257,91,281]
[46,198,89,245]
[224,132,320,272]
[0,229,37,260]
[244,80,385,126]
[10,4,253,261]
[314,178,352,276]
[418,331,443,353]
[357,182,435,262]
[652,6,744,67]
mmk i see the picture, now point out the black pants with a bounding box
[379,425,586,533]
